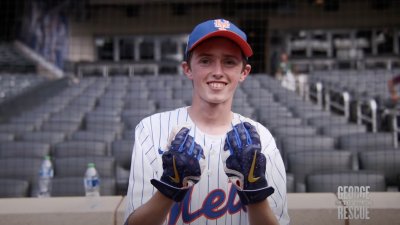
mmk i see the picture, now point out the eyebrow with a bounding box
[196,53,241,59]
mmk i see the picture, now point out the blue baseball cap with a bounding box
[185,19,253,59]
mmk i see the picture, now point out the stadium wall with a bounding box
[66,1,400,66]
[0,193,399,225]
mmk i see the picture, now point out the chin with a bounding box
[205,97,231,105]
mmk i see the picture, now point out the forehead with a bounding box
[191,37,243,57]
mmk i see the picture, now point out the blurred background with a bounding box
[0,0,399,198]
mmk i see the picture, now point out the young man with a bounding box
[124,19,289,225]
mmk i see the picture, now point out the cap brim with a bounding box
[189,30,253,57]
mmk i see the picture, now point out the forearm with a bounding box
[247,199,279,225]
[126,191,174,225]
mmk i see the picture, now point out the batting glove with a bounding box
[151,126,205,202]
[222,121,274,205]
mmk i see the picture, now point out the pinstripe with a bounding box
[218,138,222,188]
[129,137,137,213]
[267,154,283,213]
[125,107,289,225]
[149,115,154,144]
[176,108,180,125]
[208,144,212,194]
[141,135,149,145]
[141,138,145,204]
[271,149,286,184]
[145,145,154,155]
[159,113,162,148]
[168,111,171,135]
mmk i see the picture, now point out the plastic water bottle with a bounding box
[38,155,54,198]
[84,163,100,202]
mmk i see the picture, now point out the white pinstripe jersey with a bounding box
[125,107,290,225]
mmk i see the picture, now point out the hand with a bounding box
[222,122,274,205]
[151,126,205,202]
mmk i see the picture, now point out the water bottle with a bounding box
[38,155,54,198]
[84,163,100,197]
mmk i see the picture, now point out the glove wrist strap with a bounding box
[151,179,189,202]
[236,186,275,205]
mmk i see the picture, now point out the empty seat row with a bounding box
[285,149,400,192]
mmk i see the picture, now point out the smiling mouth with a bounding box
[207,81,227,89]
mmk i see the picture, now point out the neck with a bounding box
[188,99,233,136]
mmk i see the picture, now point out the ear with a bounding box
[239,64,251,83]
[182,61,193,80]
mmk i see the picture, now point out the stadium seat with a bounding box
[8,117,45,131]
[53,141,107,157]
[0,133,14,141]
[173,86,193,105]
[111,139,133,194]
[291,108,332,120]
[319,124,367,137]
[112,139,133,169]
[51,177,116,196]
[124,89,150,100]
[0,158,42,184]
[280,136,336,169]
[164,77,184,89]
[40,121,82,135]
[97,98,125,109]
[54,156,116,178]
[272,125,318,137]
[85,113,121,123]
[70,131,117,153]
[0,179,29,197]
[157,99,186,111]
[115,166,130,195]
[358,150,400,187]
[124,99,156,111]
[232,105,256,119]
[281,136,335,153]
[145,79,165,90]
[306,171,386,192]
[122,128,136,140]
[48,111,86,123]
[307,115,348,127]
[261,116,303,130]
[85,121,124,135]
[18,131,66,145]
[0,141,50,158]
[288,151,353,192]
[286,173,295,193]
[258,103,293,118]
[0,123,35,135]
[121,108,155,129]
[148,88,173,102]
[338,132,394,151]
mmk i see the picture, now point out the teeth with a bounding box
[209,82,225,89]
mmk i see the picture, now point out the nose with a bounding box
[212,61,224,79]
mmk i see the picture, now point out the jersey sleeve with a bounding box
[257,123,290,225]
[124,120,160,222]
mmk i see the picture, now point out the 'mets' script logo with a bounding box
[167,185,245,224]
[214,19,230,30]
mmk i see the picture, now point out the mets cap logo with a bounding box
[214,19,230,30]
